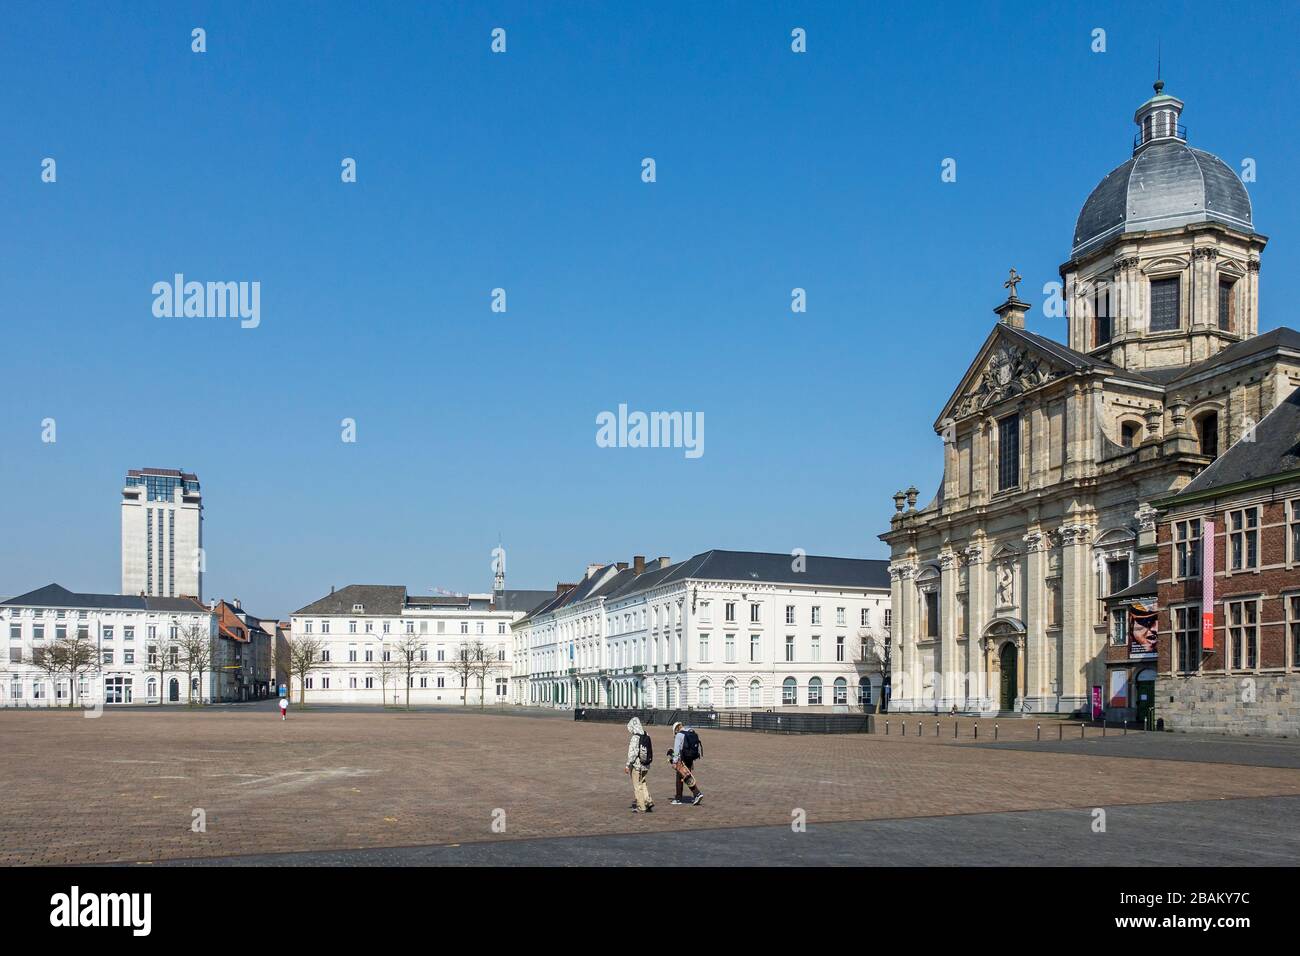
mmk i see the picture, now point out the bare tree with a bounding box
[26,644,66,706]
[145,627,181,704]
[856,629,891,714]
[375,647,401,707]
[390,635,430,710]
[58,631,99,708]
[177,621,214,706]
[449,642,481,706]
[287,634,324,706]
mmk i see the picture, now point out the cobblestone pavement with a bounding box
[3,706,1298,866]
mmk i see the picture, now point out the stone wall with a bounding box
[1160,672,1299,737]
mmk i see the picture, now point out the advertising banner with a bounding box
[1128,602,1158,660]
[1202,519,1216,650]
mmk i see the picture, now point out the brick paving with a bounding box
[2,706,1299,866]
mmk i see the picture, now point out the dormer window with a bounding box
[352,603,364,613]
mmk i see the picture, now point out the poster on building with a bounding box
[1091,685,1103,720]
[1202,519,1216,650]
[1128,602,1158,660]
[1108,669,1128,708]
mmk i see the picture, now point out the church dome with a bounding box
[1071,84,1254,257]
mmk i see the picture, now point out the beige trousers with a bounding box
[630,767,652,810]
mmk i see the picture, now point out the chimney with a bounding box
[556,582,576,595]
[233,598,241,610]
[656,556,671,569]
[586,563,602,579]
[633,555,645,574]
[616,562,629,571]
[330,585,335,594]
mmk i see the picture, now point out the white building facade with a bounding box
[515,551,892,711]
[289,584,549,705]
[1,584,217,706]
[121,468,203,600]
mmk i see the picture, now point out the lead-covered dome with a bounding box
[1071,84,1254,258]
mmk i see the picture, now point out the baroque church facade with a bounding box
[882,83,1300,715]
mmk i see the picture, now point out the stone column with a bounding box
[1246,259,1261,337]
[939,550,958,709]
[1023,528,1047,709]
[1058,522,1094,714]
[964,544,986,709]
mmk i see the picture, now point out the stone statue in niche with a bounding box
[996,564,1015,607]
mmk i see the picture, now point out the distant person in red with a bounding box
[279,697,288,721]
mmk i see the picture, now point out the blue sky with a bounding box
[3,1,1297,618]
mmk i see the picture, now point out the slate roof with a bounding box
[0,584,208,612]
[293,585,408,616]
[1173,385,1300,498]
[1106,572,1158,602]
[1073,141,1254,258]
[495,589,565,614]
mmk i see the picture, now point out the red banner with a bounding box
[1202,519,1215,650]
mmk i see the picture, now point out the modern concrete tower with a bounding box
[121,468,203,600]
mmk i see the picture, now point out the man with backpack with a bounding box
[624,717,655,813]
[668,721,704,806]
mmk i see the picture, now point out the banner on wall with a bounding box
[1202,519,1216,650]
[1091,685,1103,720]
[1128,602,1158,660]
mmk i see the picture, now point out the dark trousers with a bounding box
[674,758,699,799]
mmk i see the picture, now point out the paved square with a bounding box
[2,705,1299,866]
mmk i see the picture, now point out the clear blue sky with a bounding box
[3,1,1297,618]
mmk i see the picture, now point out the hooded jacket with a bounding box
[626,717,648,771]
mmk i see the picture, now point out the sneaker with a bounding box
[692,793,704,806]
[630,807,642,813]
[644,806,654,813]
[670,799,684,805]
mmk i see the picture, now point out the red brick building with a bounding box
[1154,387,1300,735]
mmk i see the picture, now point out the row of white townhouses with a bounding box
[288,585,551,705]
[512,551,892,711]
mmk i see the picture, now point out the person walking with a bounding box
[668,721,703,805]
[624,717,654,813]
[279,696,288,721]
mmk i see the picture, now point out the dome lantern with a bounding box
[1133,80,1186,153]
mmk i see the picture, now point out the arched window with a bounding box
[782,677,797,706]
[1120,421,1142,448]
[749,679,762,708]
[1196,411,1219,459]
[833,677,848,705]
[724,679,736,708]
[146,677,157,699]
[698,679,712,707]
[808,677,823,705]
[858,676,872,706]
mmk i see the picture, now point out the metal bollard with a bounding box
[994,722,999,740]
[885,720,890,736]
[936,721,940,737]
[1080,723,1085,739]
[1058,723,1063,740]
[917,721,921,736]
[1036,723,1041,741]
[974,723,978,739]
[954,722,958,738]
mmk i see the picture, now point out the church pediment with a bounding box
[941,327,1073,424]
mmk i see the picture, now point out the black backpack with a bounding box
[681,728,702,761]
[637,732,654,766]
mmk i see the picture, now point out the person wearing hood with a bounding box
[624,717,655,813]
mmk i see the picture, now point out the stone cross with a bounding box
[1004,268,1023,300]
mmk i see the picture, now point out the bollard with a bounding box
[936,721,940,737]
[885,720,890,736]
[994,722,999,740]
[954,722,958,738]
[1080,723,1085,739]
[917,721,921,736]
[1058,723,1063,741]
[1036,723,1041,741]
[974,723,978,739]
[1124,719,1127,736]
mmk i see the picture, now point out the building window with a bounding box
[858,676,872,706]
[811,636,821,661]
[348,621,357,634]
[749,680,762,707]
[750,633,761,662]
[1287,594,1300,667]
[998,414,1020,491]
[1110,608,1127,646]
[785,605,795,625]
[698,679,712,707]
[320,621,330,634]
[1175,605,1201,674]
[782,677,797,706]
[1290,499,1300,564]
[1120,421,1142,448]
[1196,412,1219,459]
[884,608,892,630]
[1107,558,1130,596]
[749,603,760,623]
[924,591,940,639]
[724,602,736,623]
[836,635,845,662]
[1227,507,1260,572]
[860,607,870,627]
[1218,278,1234,331]
[724,679,736,708]
[698,634,710,662]
[1149,276,1180,332]
[724,633,735,663]
[811,606,821,626]
[1174,519,1202,580]
[1093,285,1112,347]
[304,621,313,633]
[784,635,795,662]
[1227,599,1258,670]
[835,607,846,626]
[833,677,847,705]
[808,677,823,705]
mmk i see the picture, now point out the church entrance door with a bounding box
[999,643,1017,711]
